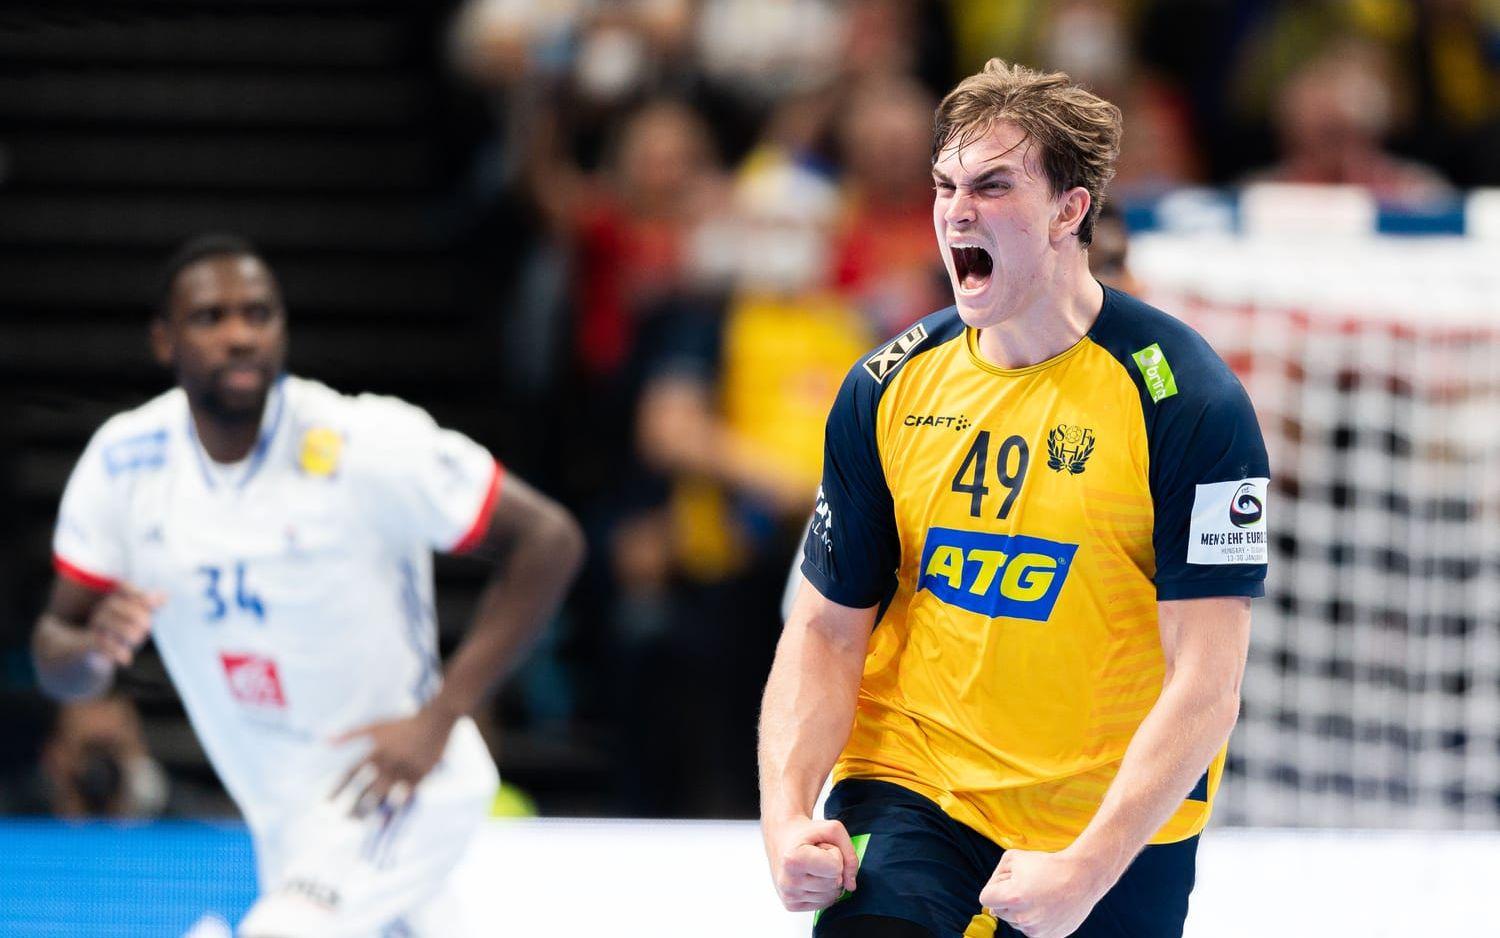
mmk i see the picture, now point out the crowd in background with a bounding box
[8,0,1500,822]
[448,0,1500,818]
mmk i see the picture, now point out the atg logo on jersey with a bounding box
[917,528,1078,621]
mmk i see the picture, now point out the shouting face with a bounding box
[932,120,1090,329]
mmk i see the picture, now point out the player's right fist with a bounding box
[86,585,164,667]
[764,816,860,912]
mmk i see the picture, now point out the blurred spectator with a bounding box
[1410,0,1500,131]
[528,98,725,380]
[1132,0,1254,180]
[451,0,584,92]
[830,75,949,337]
[1246,39,1454,204]
[1089,201,1140,295]
[639,151,870,533]
[1036,0,1204,197]
[690,0,954,163]
[694,0,847,105]
[1403,0,1500,186]
[1135,0,1500,186]
[841,0,959,97]
[948,0,1049,78]
[40,696,169,820]
[449,1,709,407]
[689,0,852,161]
[501,95,727,528]
[613,152,874,816]
[1038,0,1133,92]
[452,0,696,132]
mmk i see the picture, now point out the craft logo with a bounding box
[1131,343,1179,403]
[863,323,929,383]
[904,413,972,431]
[1046,424,1096,474]
[917,528,1077,621]
[1230,482,1263,528]
[220,652,287,708]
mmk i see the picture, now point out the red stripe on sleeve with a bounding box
[450,460,506,555]
[53,554,119,593]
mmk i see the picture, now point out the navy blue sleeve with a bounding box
[1151,372,1270,601]
[800,365,901,609]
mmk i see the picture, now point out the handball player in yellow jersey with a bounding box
[759,61,1268,938]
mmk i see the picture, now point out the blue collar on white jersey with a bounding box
[187,374,288,492]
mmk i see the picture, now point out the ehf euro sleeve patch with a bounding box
[1187,478,1269,565]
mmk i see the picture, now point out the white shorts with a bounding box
[237,718,498,938]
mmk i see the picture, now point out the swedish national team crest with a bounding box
[1047,424,1095,475]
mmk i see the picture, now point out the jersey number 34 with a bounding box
[197,562,267,623]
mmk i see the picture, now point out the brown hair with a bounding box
[932,59,1122,246]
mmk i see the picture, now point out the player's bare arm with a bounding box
[981,596,1251,938]
[334,472,585,814]
[758,576,874,912]
[33,577,165,701]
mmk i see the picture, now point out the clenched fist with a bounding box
[86,584,164,667]
[763,816,860,912]
[980,848,1111,938]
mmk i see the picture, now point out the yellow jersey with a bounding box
[801,285,1269,851]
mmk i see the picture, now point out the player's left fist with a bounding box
[330,704,459,816]
[979,848,1111,938]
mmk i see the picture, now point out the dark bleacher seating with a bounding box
[1,2,608,816]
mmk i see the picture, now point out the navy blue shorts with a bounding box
[814,779,1198,938]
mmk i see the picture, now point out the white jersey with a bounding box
[53,375,502,834]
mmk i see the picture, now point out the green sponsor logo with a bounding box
[814,833,872,923]
[1132,343,1178,403]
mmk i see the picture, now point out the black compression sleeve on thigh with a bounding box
[819,915,937,938]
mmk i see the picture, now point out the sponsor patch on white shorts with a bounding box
[1187,477,1269,565]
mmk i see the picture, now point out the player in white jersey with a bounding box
[32,234,586,937]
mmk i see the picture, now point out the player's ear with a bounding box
[149,313,174,368]
[1053,186,1091,242]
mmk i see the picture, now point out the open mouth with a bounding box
[950,245,994,292]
